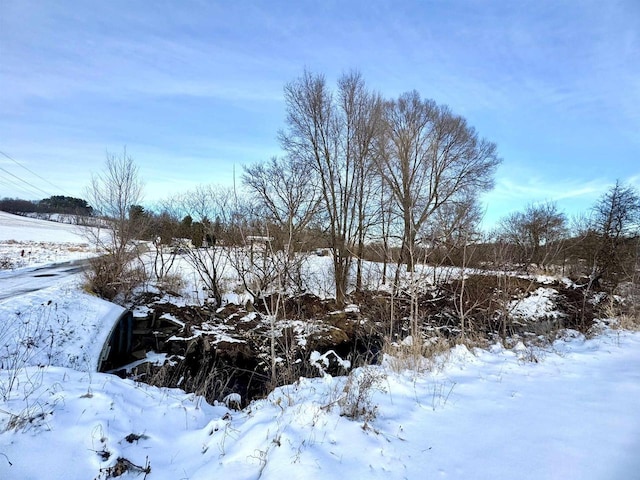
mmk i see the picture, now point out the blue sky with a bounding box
[1,0,638,229]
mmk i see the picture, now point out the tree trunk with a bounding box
[333,250,350,308]
[355,237,364,292]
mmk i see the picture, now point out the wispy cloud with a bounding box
[488,176,610,203]
[479,172,640,229]
[1,0,638,211]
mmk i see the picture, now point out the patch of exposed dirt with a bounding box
[117,293,381,406]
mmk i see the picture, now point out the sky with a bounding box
[1,0,639,229]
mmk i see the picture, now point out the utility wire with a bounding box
[0,165,53,197]
[0,169,37,193]
[0,150,74,197]
[0,179,46,199]
[0,175,48,198]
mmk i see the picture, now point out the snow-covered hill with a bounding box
[0,211,91,243]
[0,211,102,269]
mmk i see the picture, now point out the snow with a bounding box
[0,211,90,243]
[509,287,563,322]
[1,210,640,479]
[310,349,351,373]
[0,277,125,372]
[0,330,639,479]
[1,213,123,373]
[0,211,103,269]
[110,352,171,374]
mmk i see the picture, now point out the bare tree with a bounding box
[377,93,500,274]
[589,181,640,287]
[242,155,323,301]
[86,148,143,255]
[279,70,381,307]
[174,185,234,307]
[84,148,147,301]
[375,176,396,285]
[243,155,321,257]
[498,201,567,271]
[337,73,384,292]
[148,210,181,282]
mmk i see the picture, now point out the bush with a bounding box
[339,367,386,421]
[85,254,147,303]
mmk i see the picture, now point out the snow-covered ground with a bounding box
[1,211,639,479]
[1,329,639,479]
[0,211,87,242]
[1,212,122,372]
[0,211,101,269]
[0,277,125,372]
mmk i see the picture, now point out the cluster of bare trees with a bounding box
[83,71,501,309]
[494,182,640,291]
[83,71,639,310]
[268,70,501,306]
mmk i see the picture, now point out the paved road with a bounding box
[0,258,91,301]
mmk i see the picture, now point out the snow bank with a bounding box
[1,329,639,479]
[509,287,563,322]
[0,278,124,372]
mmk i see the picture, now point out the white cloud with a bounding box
[2,0,638,216]
[479,174,616,229]
[489,176,610,203]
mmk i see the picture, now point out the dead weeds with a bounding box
[98,456,151,479]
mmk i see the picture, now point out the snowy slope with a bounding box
[0,211,90,242]
[0,211,104,270]
[0,329,639,479]
[0,277,125,372]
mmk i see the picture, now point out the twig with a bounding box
[0,452,12,466]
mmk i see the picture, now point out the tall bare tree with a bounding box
[337,73,384,292]
[377,92,500,273]
[279,70,381,307]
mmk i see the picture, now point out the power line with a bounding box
[0,150,74,197]
[0,175,48,199]
[0,177,47,199]
[0,165,53,197]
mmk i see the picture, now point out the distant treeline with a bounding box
[0,196,93,216]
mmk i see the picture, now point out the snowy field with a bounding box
[1,211,640,479]
[0,211,101,269]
